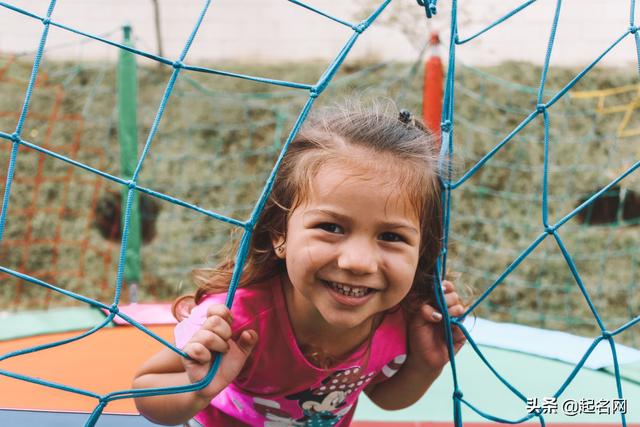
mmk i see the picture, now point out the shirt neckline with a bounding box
[272,274,371,372]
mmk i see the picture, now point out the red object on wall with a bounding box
[422,32,444,146]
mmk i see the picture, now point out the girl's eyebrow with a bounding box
[305,208,350,222]
[306,209,419,235]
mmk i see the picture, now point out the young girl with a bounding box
[132,104,466,427]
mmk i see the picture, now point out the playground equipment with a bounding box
[1,1,639,426]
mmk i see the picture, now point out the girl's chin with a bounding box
[317,309,376,332]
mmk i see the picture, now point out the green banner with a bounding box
[117,25,141,294]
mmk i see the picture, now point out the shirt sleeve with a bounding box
[174,293,226,348]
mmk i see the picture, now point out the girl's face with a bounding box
[275,157,421,334]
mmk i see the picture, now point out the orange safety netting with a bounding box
[0,55,115,309]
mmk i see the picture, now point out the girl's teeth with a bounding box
[330,282,369,297]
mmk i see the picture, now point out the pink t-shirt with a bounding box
[174,275,407,427]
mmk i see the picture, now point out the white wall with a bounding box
[0,0,638,67]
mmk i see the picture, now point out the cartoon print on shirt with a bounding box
[381,354,407,378]
[284,388,348,427]
[286,367,376,427]
[252,361,407,427]
[253,397,304,427]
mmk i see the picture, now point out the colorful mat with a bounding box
[0,308,638,426]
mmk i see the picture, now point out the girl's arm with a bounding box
[365,280,466,410]
[363,354,443,410]
[132,304,258,425]
[133,348,213,425]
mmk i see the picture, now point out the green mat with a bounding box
[0,307,110,341]
[356,345,640,423]
[606,361,640,385]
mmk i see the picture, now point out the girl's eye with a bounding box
[318,223,343,234]
[379,232,404,242]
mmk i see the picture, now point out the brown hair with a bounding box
[191,102,443,312]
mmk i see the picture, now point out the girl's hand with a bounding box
[181,304,258,400]
[406,280,466,374]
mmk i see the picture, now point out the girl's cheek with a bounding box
[387,251,417,269]
[301,242,331,266]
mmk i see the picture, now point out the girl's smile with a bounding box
[275,152,421,350]
[321,280,377,306]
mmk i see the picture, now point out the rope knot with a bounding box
[416,0,438,18]
[353,22,366,34]
[544,225,555,234]
[536,104,546,113]
[440,120,452,132]
[453,390,463,399]
[172,60,184,69]
[309,87,319,98]
[41,17,51,26]
[602,330,613,340]
[10,132,20,143]
[109,304,119,315]
[127,180,137,190]
[630,25,638,34]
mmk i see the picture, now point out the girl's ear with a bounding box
[272,235,286,259]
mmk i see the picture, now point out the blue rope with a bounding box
[439,0,638,425]
[181,64,314,90]
[1,0,639,426]
[288,0,357,30]
[456,0,538,45]
[536,0,562,105]
[0,1,397,425]
[416,0,438,19]
[0,0,56,240]
[0,132,246,227]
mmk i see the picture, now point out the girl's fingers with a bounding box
[184,341,213,364]
[421,302,465,322]
[420,303,444,322]
[202,315,232,341]
[448,303,465,317]
[190,328,230,354]
[236,329,259,355]
[206,304,233,324]
[444,291,461,307]
[182,305,236,369]
[452,326,467,351]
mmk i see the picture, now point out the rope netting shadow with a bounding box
[0,0,638,426]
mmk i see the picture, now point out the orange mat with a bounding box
[0,325,174,414]
[2,327,637,427]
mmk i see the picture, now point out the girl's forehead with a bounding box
[291,144,431,219]
[306,160,421,220]
[317,147,404,180]
[313,160,393,188]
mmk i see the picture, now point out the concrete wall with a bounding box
[0,0,638,67]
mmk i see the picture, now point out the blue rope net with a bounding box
[0,53,423,310]
[447,61,640,347]
[0,1,638,426]
[440,1,639,425]
[0,1,393,425]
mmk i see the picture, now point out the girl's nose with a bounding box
[337,238,378,274]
